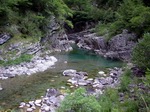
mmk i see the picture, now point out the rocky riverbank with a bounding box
[19,88,66,112]
[19,67,123,112]
[0,55,57,80]
[68,29,137,62]
[63,68,123,94]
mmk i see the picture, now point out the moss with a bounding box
[0,54,33,66]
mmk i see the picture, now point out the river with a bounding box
[0,47,123,110]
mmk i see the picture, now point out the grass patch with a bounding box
[0,54,33,66]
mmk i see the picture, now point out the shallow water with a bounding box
[0,47,123,109]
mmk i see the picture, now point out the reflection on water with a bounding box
[0,47,123,109]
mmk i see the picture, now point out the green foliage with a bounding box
[64,0,93,24]
[0,54,32,66]
[18,11,43,38]
[137,69,150,112]
[113,0,150,35]
[57,88,101,112]
[120,99,138,112]
[98,88,119,112]
[0,0,72,39]
[119,69,132,92]
[144,69,150,87]
[132,33,150,69]
[94,0,150,37]
[95,23,109,36]
[0,106,17,112]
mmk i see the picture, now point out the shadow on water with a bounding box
[0,46,123,109]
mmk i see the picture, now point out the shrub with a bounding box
[132,33,150,69]
[57,88,101,112]
[98,88,119,112]
[119,69,132,92]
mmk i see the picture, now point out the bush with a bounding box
[119,69,132,92]
[132,33,150,69]
[98,88,119,112]
[57,88,101,112]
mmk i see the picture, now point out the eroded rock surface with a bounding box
[68,29,137,62]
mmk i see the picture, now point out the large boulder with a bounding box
[106,30,137,61]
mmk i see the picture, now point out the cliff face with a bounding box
[41,16,72,52]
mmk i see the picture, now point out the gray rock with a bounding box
[78,81,88,86]
[46,88,59,97]
[26,108,33,112]
[106,31,137,61]
[63,69,77,76]
[0,87,3,91]
[0,33,11,45]
[99,77,114,85]
[3,73,15,78]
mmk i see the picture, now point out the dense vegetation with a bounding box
[132,33,150,69]
[0,0,72,38]
[0,0,149,38]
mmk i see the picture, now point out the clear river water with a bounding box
[0,47,123,110]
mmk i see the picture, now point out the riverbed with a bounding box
[0,47,123,110]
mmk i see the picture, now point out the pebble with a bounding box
[19,105,24,108]
[60,86,65,89]
[70,86,74,88]
[87,78,93,81]
[64,61,67,63]
[78,82,87,86]
[44,106,50,111]
[27,108,33,112]
[0,87,3,91]
[20,102,26,106]
[98,71,105,75]
[35,103,41,107]
[51,79,55,82]
[35,99,42,104]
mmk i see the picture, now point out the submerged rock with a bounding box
[63,69,77,76]
[98,71,105,75]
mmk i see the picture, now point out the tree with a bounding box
[132,33,150,69]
